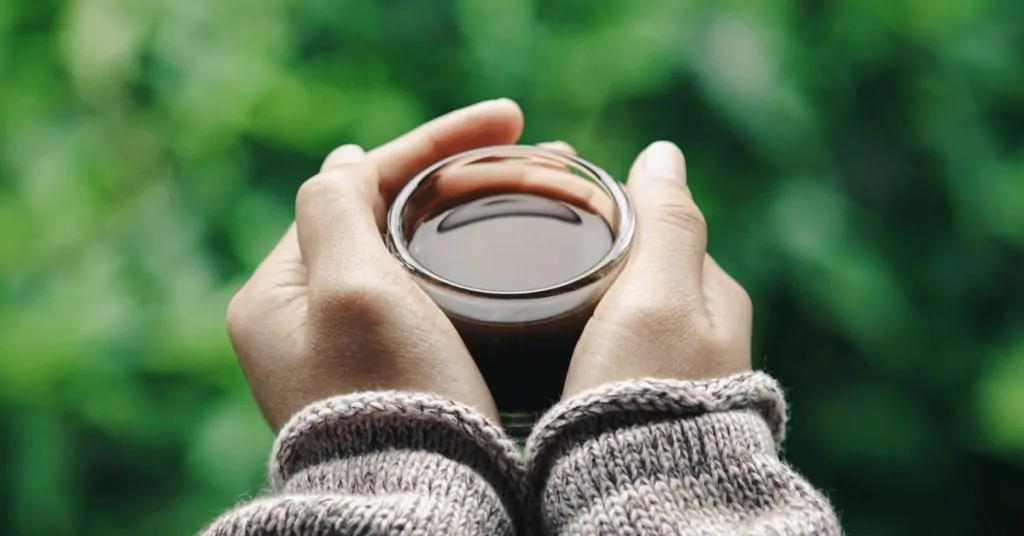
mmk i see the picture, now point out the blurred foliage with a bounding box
[1,0,1022,534]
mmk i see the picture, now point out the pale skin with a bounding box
[226,99,752,430]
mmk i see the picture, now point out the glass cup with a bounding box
[385,145,635,439]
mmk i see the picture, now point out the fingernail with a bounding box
[644,141,685,182]
[538,140,575,155]
[332,144,365,163]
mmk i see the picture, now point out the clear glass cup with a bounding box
[385,145,635,439]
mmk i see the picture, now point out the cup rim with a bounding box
[385,144,635,299]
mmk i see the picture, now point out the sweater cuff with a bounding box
[524,371,786,485]
[270,391,526,513]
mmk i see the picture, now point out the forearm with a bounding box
[202,392,525,535]
[526,372,841,535]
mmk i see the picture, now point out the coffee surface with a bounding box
[408,193,613,291]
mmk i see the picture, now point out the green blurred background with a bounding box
[1,0,1022,534]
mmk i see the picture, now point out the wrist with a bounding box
[525,372,786,485]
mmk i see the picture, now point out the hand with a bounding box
[226,100,524,430]
[565,141,752,396]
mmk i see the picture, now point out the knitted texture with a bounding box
[200,372,842,535]
[200,391,524,535]
[524,371,841,535]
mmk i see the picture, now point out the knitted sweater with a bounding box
[201,372,841,535]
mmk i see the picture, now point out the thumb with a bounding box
[625,141,707,299]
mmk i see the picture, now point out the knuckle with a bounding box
[613,292,695,335]
[707,291,753,353]
[296,169,375,220]
[734,283,753,314]
[613,287,723,339]
[309,274,388,322]
[721,274,753,313]
[725,286,755,343]
[295,174,335,212]
[723,279,755,327]
[226,287,252,340]
[656,202,707,237]
[705,327,735,353]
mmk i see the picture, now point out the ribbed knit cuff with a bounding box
[525,371,786,496]
[528,372,784,450]
[520,372,840,536]
[270,391,527,520]
[200,392,526,535]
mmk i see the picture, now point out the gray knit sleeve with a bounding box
[200,391,526,535]
[524,371,841,535]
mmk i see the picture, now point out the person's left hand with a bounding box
[226,100,524,430]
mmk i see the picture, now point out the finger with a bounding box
[537,140,576,155]
[431,161,614,220]
[534,140,581,175]
[228,222,304,363]
[702,254,752,330]
[252,223,304,283]
[364,99,525,201]
[532,142,619,221]
[625,141,707,297]
[295,145,385,278]
[702,254,753,371]
[427,140,614,222]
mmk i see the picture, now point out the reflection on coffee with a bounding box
[409,193,613,292]
[408,191,614,416]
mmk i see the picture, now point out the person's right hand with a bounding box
[565,141,753,396]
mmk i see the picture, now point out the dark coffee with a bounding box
[408,192,614,417]
[409,193,612,291]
